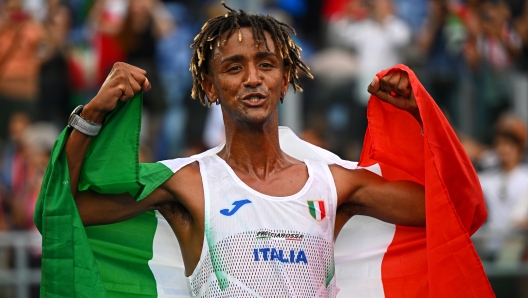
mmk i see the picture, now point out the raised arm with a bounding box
[65,62,156,225]
[333,68,426,227]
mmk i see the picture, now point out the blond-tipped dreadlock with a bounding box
[190,1,313,107]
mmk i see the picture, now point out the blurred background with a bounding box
[0,0,528,297]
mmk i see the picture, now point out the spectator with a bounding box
[466,0,522,143]
[417,0,466,127]
[38,0,72,127]
[156,2,194,158]
[88,0,128,85]
[331,0,411,106]
[323,0,411,159]
[479,114,528,259]
[0,112,32,229]
[0,0,45,143]
[120,0,173,116]
[119,0,174,160]
[13,122,58,230]
[392,0,427,36]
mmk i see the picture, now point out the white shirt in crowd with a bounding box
[333,15,411,105]
[479,165,528,253]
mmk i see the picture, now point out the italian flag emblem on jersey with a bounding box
[307,200,326,221]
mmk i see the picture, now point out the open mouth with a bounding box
[245,96,262,102]
[246,96,263,102]
[241,92,267,106]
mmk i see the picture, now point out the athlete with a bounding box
[65,4,425,297]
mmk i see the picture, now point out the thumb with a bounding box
[367,76,380,95]
[367,75,391,103]
[142,78,151,92]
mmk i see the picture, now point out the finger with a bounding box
[142,77,151,92]
[379,72,394,95]
[119,77,135,102]
[387,71,401,91]
[368,75,395,104]
[367,76,380,94]
[113,62,147,76]
[102,67,116,88]
[128,70,151,92]
[386,73,401,97]
[395,72,411,99]
[125,64,147,76]
[370,88,398,106]
[127,71,143,94]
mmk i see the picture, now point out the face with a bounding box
[495,136,522,169]
[202,27,290,127]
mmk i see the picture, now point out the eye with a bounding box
[260,62,274,68]
[227,65,242,72]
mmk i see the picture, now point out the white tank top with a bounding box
[186,154,339,297]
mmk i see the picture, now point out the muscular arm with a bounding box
[76,187,172,226]
[335,68,426,226]
[65,62,158,226]
[332,166,425,227]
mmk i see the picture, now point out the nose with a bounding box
[243,64,262,87]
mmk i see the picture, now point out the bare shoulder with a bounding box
[162,161,204,213]
[169,161,202,183]
[328,164,385,205]
[328,164,369,185]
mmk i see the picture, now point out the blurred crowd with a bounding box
[2,0,528,295]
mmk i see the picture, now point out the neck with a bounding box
[218,115,289,179]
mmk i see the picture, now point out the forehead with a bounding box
[212,27,278,59]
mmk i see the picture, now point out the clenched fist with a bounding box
[82,62,151,123]
[367,69,422,126]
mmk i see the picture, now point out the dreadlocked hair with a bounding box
[190,1,313,107]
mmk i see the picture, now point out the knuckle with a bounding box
[137,74,146,82]
[388,76,399,85]
[112,68,123,75]
[114,71,128,80]
[132,85,142,93]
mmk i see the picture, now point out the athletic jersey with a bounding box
[186,154,339,297]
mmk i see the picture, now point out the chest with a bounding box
[230,166,309,197]
[200,156,337,239]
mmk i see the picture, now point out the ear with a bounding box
[281,66,290,97]
[201,73,219,104]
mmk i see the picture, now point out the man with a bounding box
[68,6,422,295]
[38,3,491,297]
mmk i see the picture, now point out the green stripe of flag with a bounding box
[308,201,317,219]
[34,93,174,297]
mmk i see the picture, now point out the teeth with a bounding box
[247,97,260,102]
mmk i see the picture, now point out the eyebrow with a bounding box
[220,52,278,65]
[256,52,278,59]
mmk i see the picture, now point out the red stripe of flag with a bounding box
[359,64,493,297]
[318,201,326,220]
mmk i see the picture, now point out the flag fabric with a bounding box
[34,94,179,298]
[35,65,492,298]
[346,64,493,297]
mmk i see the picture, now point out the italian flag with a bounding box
[35,65,493,297]
[308,200,326,221]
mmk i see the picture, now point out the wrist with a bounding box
[81,103,107,124]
